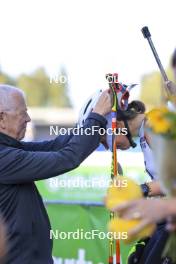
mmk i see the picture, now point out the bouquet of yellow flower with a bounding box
[106,176,155,243]
[147,107,176,139]
[147,106,176,261]
[147,107,176,195]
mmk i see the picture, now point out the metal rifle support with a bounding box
[141,26,170,97]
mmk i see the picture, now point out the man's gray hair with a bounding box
[0,84,25,111]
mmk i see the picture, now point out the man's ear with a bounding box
[0,112,6,129]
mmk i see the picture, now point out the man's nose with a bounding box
[26,113,31,123]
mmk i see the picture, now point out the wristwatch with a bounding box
[141,183,150,197]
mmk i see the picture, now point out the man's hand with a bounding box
[165,81,176,96]
[92,90,112,116]
[100,134,109,150]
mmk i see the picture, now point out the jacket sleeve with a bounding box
[0,113,107,184]
[21,134,74,151]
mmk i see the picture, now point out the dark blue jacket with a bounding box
[0,113,107,264]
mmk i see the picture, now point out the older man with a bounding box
[0,84,111,264]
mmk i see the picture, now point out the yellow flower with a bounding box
[105,176,142,210]
[108,218,155,243]
[153,119,171,133]
[147,107,171,134]
[105,176,156,243]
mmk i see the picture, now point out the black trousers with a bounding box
[139,222,173,264]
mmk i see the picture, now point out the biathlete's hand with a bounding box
[111,198,174,237]
[92,90,112,116]
[166,216,176,232]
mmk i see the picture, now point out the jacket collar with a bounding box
[0,132,22,148]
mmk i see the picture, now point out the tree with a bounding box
[48,67,72,107]
[140,61,175,109]
[0,68,16,86]
[140,71,162,109]
[0,66,72,108]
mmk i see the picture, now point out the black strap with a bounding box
[114,95,137,148]
[124,119,137,148]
